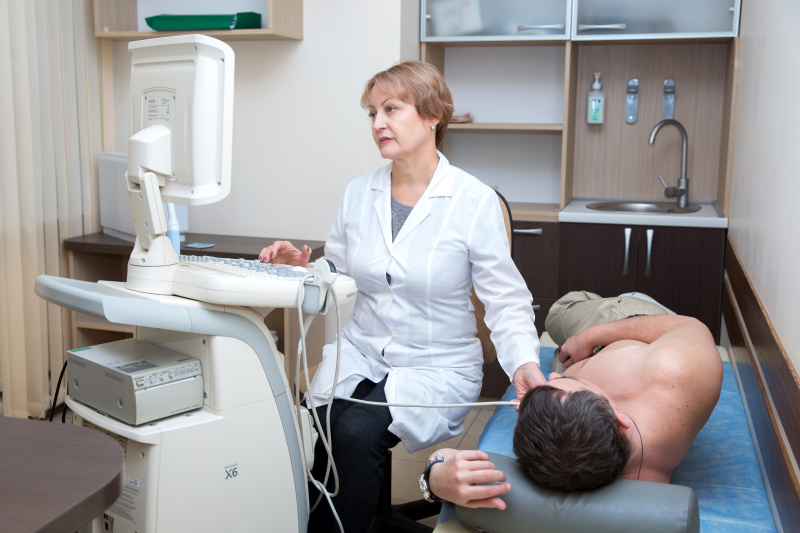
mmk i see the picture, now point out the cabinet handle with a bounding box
[532,304,541,312]
[578,23,627,31]
[513,228,543,235]
[518,24,565,31]
[645,229,654,277]
[623,227,631,276]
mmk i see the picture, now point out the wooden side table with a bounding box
[0,417,124,533]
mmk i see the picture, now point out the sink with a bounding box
[586,201,702,214]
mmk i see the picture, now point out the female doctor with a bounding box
[259,61,545,533]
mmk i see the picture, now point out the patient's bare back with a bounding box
[561,316,723,481]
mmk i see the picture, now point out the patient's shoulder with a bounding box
[647,334,723,393]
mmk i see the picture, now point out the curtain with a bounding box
[0,0,101,418]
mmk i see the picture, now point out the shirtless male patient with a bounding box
[425,292,723,509]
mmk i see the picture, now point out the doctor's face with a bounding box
[367,88,437,161]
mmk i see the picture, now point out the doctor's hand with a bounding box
[258,241,311,266]
[428,449,511,509]
[513,362,547,404]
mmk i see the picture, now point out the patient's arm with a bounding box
[560,315,707,370]
[427,449,511,509]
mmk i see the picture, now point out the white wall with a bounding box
[114,0,420,242]
[728,0,800,368]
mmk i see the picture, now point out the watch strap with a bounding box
[421,459,445,502]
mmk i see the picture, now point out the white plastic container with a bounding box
[587,72,604,124]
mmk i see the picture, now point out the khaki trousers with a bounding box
[546,291,669,374]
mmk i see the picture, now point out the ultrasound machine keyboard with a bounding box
[178,255,313,279]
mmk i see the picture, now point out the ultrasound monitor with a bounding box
[124,34,234,286]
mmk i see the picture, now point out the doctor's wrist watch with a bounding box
[419,452,445,503]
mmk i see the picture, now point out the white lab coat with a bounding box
[308,152,540,453]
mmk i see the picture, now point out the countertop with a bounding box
[64,232,327,260]
[558,199,728,229]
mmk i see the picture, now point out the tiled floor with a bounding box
[388,399,499,528]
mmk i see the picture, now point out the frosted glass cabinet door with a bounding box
[422,0,571,41]
[572,0,740,40]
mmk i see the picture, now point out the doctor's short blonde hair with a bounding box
[361,61,453,148]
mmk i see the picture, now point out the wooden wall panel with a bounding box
[94,0,137,34]
[724,238,800,530]
[271,0,303,39]
[716,38,741,216]
[560,41,578,209]
[572,44,728,202]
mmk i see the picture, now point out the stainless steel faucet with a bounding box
[649,119,689,209]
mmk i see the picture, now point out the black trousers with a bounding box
[306,376,401,533]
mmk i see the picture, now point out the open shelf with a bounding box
[94,29,301,41]
[93,0,302,41]
[75,313,134,334]
[509,202,560,221]
[448,123,562,134]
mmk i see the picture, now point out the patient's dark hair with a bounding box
[513,385,631,491]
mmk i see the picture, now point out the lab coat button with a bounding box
[386,287,391,293]
[385,329,391,336]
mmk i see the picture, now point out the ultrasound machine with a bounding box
[35,34,357,533]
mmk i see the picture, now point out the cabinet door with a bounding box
[572,0,739,40]
[533,297,556,339]
[513,221,559,299]
[558,223,637,297]
[423,0,570,41]
[635,226,725,341]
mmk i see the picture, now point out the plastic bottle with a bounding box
[166,203,181,255]
[587,72,604,124]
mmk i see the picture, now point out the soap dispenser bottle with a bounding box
[587,72,604,124]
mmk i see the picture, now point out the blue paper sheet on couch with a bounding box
[467,346,777,532]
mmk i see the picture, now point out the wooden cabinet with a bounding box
[513,221,560,299]
[557,222,637,297]
[634,225,726,339]
[513,220,560,336]
[571,0,740,41]
[558,222,725,341]
[422,0,571,42]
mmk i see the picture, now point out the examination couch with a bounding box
[434,342,778,533]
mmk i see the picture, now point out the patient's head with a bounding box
[513,381,631,491]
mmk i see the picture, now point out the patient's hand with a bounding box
[428,449,511,509]
[559,332,594,370]
[513,362,547,403]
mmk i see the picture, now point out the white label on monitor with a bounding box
[145,90,175,124]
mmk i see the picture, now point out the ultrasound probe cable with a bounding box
[292,269,521,533]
